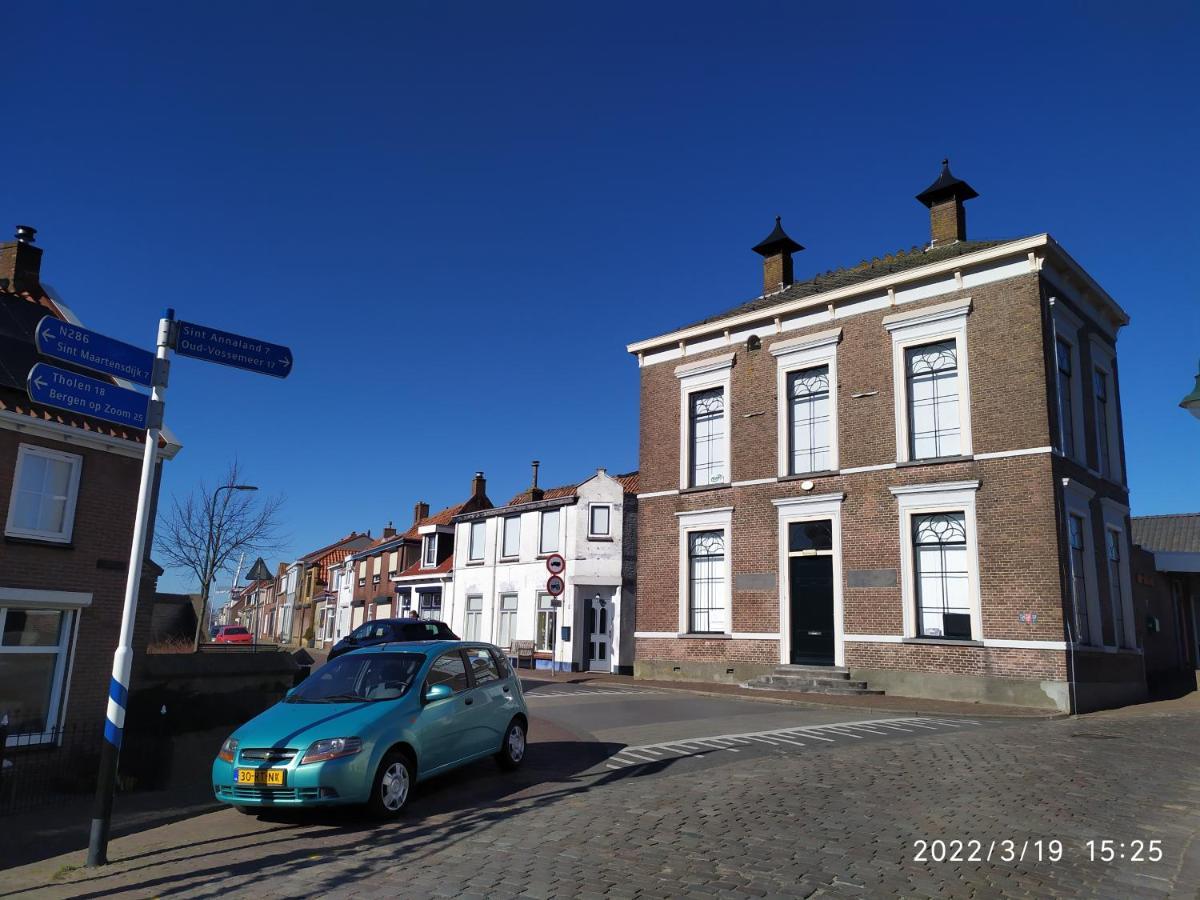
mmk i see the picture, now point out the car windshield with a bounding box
[286,653,425,703]
[224,627,248,635]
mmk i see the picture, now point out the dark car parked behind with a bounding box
[327,618,459,661]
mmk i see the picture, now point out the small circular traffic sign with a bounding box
[545,553,566,575]
[546,574,566,597]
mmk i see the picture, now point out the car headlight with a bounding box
[300,737,362,765]
[218,736,239,763]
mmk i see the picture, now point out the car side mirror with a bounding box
[285,687,296,698]
[424,683,452,703]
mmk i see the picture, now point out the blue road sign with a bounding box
[35,316,156,387]
[27,363,150,430]
[175,321,293,378]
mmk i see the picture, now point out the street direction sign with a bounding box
[175,321,293,378]
[27,362,150,430]
[545,553,566,575]
[546,574,566,597]
[35,316,155,387]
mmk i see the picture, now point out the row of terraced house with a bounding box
[219,160,1198,713]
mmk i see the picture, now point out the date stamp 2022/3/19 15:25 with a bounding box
[912,838,1164,865]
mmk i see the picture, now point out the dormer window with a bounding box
[422,534,437,568]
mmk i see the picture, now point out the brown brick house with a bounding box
[0,226,182,741]
[626,162,1139,712]
[292,531,372,647]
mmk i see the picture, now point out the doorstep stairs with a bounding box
[743,665,884,696]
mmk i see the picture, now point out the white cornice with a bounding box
[627,235,1050,355]
[889,480,981,497]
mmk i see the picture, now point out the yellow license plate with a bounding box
[236,768,285,786]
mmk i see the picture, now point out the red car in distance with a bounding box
[214,625,253,644]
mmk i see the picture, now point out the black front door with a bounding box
[789,555,834,664]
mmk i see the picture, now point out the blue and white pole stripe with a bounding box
[104,675,129,748]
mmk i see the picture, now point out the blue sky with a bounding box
[8,2,1199,594]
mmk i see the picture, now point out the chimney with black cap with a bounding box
[0,225,42,294]
[471,471,487,500]
[529,460,544,502]
[411,502,429,526]
[917,159,978,246]
[751,216,803,296]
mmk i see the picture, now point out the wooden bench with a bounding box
[510,640,536,669]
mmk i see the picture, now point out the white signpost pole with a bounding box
[86,310,174,867]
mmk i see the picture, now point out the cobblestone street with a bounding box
[4,686,1197,899]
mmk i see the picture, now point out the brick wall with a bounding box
[0,428,155,729]
[633,268,1080,687]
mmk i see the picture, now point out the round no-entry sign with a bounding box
[546,574,566,597]
[545,553,566,575]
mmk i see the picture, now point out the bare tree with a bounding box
[156,461,287,650]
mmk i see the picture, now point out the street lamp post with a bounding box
[1180,360,1200,421]
[192,483,257,651]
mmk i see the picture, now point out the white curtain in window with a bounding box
[12,452,73,534]
[497,594,518,647]
[540,509,560,554]
[789,365,831,474]
[907,341,960,459]
[688,530,726,633]
[913,513,970,638]
[690,389,726,486]
[469,521,486,560]
[464,596,483,641]
[502,517,521,558]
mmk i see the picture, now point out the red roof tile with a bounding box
[394,555,454,579]
[504,470,639,506]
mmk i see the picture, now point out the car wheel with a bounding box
[495,718,526,770]
[368,750,415,818]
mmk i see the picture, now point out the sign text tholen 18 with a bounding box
[27,362,150,430]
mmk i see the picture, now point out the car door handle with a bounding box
[464,697,473,705]
[502,685,510,693]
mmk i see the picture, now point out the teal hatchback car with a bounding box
[212,641,528,817]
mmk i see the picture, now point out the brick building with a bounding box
[292,531,372,647]
[342,472,492,634]
[626,163,1139,712]
[0,226,182,741]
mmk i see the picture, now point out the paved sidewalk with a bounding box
[530,671,1065,718]
[3,703,1197,898]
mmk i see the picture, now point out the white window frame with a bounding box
[675,352,734,490]
[496,592,519,648]
[1089,337,1124,486]
[1050,300,1086,462]
[5,444,83,544]
[884,297,973,463]
[675,507,733,636]
[773,492,845,666]
[1099,497,1135,650]
[467,520,486,562]
[463,595,483,641]
[1061,478,1100,647]
[539,508,560,555]
[772,327,841,478]
[422,534,437,569]
[0,587,90,746]
[501,516,521,561]
[536,592,557,652]
[889,480,983,641]
[588,503,613,539]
